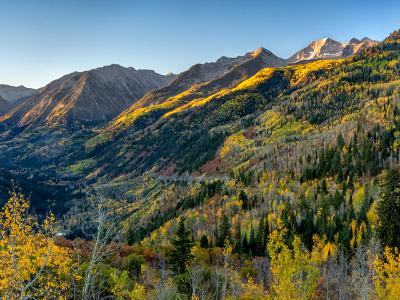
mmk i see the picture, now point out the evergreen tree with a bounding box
[200,234,209,248]
[168,218,194,274]
[217,214,232,247]
[263,216,270,257]
[249,224,256,256]
[234,222,243,254]
[256,215,265,256]
[242,233,249,254]
[239,190,250,210]
[377,168,400,247]
[337,132,345,150]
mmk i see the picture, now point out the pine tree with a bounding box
[249,224,256,256]
[256,215,265,256]
[234,222,243,254]
[377,168,400,247]
[239,190,249,210]
[242,233,249,254]
[263,216,270,257]
[168,218,194,274]
[337,132,345,150]
[200,234,209,248]
[217,214,232,247]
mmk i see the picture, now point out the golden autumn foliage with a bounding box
[219,132,253,160]
[267,224,324,300]
[0,192,72,299]
[374,246,400,299]
[110,261,148,300]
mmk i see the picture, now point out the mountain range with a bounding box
[0,65,174,132]
[287,37,378,63]
[1,13,399,297]
[0,36,377,135]
[0,85,37,115]
[0,84,36,103]
[0,30,394,238]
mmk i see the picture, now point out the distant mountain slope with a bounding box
[86,30,399,180]
[101,47,286,136]
[342,37,378,57]
[0,84,37,104]
[0,96,12,116]
[0,29,399,245]
[287,37,378,63]
[132,47,286,109]
[0,65,175,131]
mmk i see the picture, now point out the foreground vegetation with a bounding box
[2,172,400,299]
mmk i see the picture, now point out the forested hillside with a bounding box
[1,30,400,299]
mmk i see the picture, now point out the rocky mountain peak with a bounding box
[0,65,176,129]
[287,36,378,64]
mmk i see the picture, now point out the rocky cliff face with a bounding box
[342,37,378,57]
[287,37,378,64]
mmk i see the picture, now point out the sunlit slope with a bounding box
[86,48,286,148]
[84,31,400,181]
[0,65,174,133]
[87,59,339,150]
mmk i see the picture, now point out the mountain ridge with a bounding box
[287,36,378,63]
[0,64,175,131]
[0,84,37,104]
[102,47,286,135]
[0,35,379,137]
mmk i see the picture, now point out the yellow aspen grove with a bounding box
[374,246,400,299]
[267,223,321,300]
[0,192,72,299]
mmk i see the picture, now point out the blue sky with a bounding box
[0,0,399,88]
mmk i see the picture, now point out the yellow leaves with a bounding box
[238,275,266,300]
[267,223,321,300]
[162,89,230,118]
[388,59,399,68]
[0,192,72,299]
[261,110,282,130]
[130,282,146,300]
[223,241,233,257]
[191,245,210,265]
[311,235,337,262]
[374,246,400,299]
[349,219,367,250]
[352,185,366,216]
[367,201,379,228]
[290,59,342,86]
[234,68,275,90]
[225,199,242,211]
[219,132,253,160]
[110,262,148,300]
[267,223,342,300]
[110,270,132,299]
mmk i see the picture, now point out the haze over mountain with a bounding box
[0,65,175,131]
[0,96,12,116]
[0,84,37,104]
[287,37,378,63]
[0,85,37,116]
